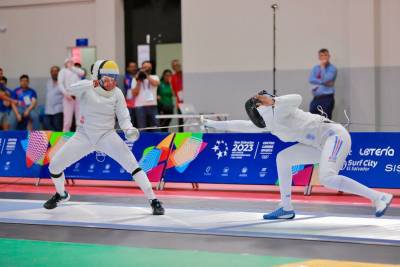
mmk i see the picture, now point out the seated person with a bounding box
[0,77,17,130]
[9,74,40,130]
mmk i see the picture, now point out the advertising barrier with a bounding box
[0,131,399,188]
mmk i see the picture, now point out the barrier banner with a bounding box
[0,131,399,188]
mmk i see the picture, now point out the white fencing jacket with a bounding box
[206,94,343,149]
[68,80,133,144]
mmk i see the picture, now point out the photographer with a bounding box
[132,61,160,131]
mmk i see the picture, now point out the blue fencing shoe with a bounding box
[263,207,295,220]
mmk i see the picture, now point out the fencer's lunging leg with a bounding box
[96,132,156,200]
[50,172,66,197]
[319,130,382,202]
[131,167,156,200]
[276,143,320,211]
[96,132,164,215]
[44,131,94,209]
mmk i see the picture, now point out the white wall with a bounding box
[376,0,400,131]
[0,0,96,78]
[0,0,125,90]
[182,0,400,131]
[183,0,350,73]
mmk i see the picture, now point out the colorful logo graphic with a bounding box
[21,131,73,167]
[139,133,207,182]
[211,140,229,159]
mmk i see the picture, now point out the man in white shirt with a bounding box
[43,66,64,131]
[131,61,160,131]
[58,58,85,131]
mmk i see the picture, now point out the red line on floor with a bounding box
[0,177,399,207]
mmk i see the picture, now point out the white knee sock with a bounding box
[277,159,294,211]
[51,173,66,197]
[133,170,156,200]
[321,175,381,202]
[278,172,294,211]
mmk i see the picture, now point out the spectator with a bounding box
[309,48,337,119]
[0,67,3,81]
[9,75,40,130]
[171,59,183,131]
[43,66,64,131]
[125,62,138,127]
[132,61,160,131]
[125,62,138,92]
[74,62,87,80]
[157,70,174,131]
[58,58,85,131]
[0,76,7,86]
[0,77,17,130]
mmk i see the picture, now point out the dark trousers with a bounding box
[43,113,63,131]
[177,107,184,132]
[134,105,159,132]
[158,105,174,132]
[309,94,335,119]
[128,108,137,128]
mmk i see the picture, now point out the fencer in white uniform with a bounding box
[204,93,393,219]
[43,59,165,215]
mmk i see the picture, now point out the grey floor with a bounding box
[0,192,399,264]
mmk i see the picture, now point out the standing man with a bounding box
[125,62,138,127]
[309,49,337,119]
[124,62,138,93]
[171,59,183,131]
[132,61,160,131]
[58,58,85,132]
[43,66,64,131]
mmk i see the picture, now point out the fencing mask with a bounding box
[244,90,274,128]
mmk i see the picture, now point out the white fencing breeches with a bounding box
[49,131,139,175]
[276,124,381,210]
[48,130,156,200]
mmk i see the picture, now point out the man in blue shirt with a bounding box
[124,62,138,92]
[0,77,17,130]
[309,48,337,119]
[9,74,40,130]
[124,61,138,126]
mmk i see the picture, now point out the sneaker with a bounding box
[150,199,165,215]
[43,191,70,210]
[374,193,393,217]
[263,207,295,220]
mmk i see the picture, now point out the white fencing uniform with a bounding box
[48,81,139,174]
[205,94,386,211]
[49,60,155,200]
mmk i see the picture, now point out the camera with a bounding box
[137,70,147,81]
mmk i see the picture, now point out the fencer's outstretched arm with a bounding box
[204,119,269,133]
[69,79,93,97]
